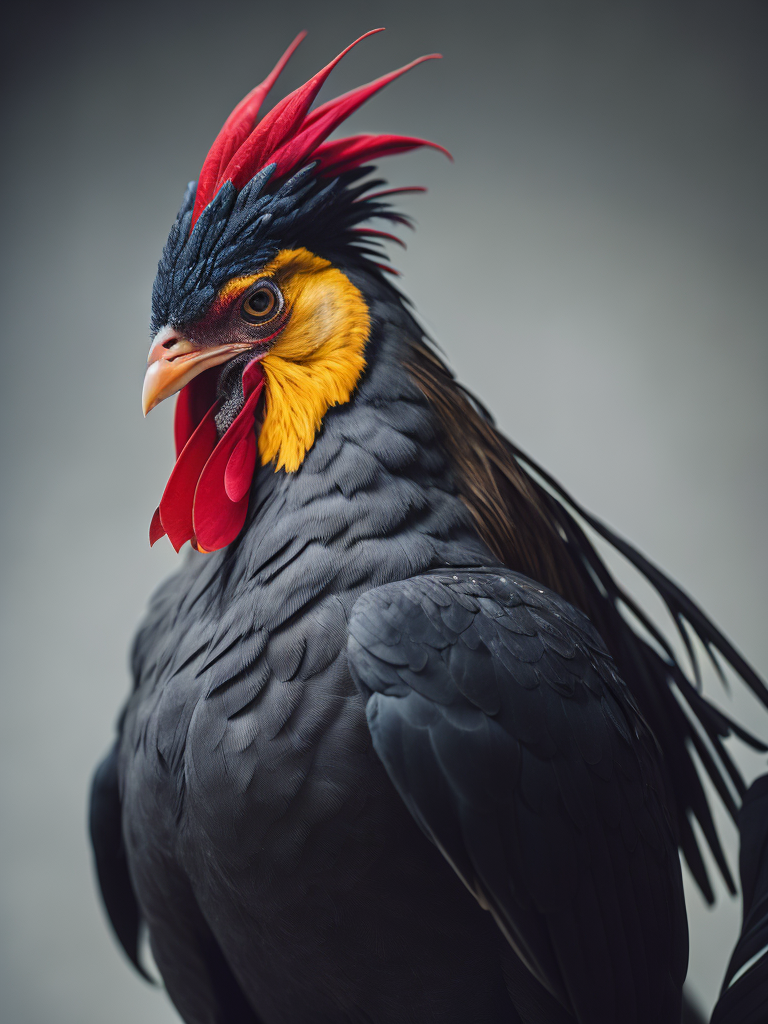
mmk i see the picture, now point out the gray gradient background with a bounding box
[1,1,766,1021]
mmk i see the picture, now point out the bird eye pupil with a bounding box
[241,284,279,323]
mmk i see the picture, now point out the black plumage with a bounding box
[348,570,688,1022]
[710,776,768,1024]
[92,257,768,1021]
[151,166,404,334]
[91,36,768,1024]
[99,292,540,1022]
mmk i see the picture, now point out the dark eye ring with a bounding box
[241,281,282,324]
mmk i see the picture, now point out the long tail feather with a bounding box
[406,336,767,902]
[509,439,768,897]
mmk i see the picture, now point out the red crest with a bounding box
[190,29,448,229]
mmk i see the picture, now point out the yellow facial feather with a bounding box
[250,248,370,473]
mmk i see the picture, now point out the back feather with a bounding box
[406,336,768,902]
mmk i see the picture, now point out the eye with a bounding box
[241,281,282,324]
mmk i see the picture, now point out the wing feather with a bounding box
[349,569,688,1023]
[89,743,152,982]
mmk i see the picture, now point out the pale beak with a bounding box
[141,326,255,416]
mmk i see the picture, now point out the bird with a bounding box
[709,773,768,1024]
[89,29,768,1024]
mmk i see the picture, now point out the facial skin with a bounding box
[143,248,371,473]
[186,276,290,437]
[142,275,289,424]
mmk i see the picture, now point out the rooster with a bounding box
[90,30,768,1024]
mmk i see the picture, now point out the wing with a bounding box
[89,741,151,981]
[711,774,768,1024]
[348,569,688,1024]
[90,739,264,1023]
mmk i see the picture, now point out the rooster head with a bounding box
[143,29,446,553]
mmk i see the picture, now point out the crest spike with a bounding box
[265,54,442,181]
[187,29,448,240]
[219,29,385,193]
[191,31,306,228]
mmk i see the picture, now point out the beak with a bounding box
[142,326,254,416]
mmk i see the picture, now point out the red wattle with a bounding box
[149,506,165,546]
[242,357,265,398]
[152,361,266,553]
[174,368,219,457]
[159,404,218,551]
[192,376,264,552]
[224,433,258,503]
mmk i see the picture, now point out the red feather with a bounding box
[352,228,407,249]
[187,30,447,234]
[191,32,306,229]
[312,134,451,177]
[266,54,441,181]
[359,186,427,200]
[219,29,384,193]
